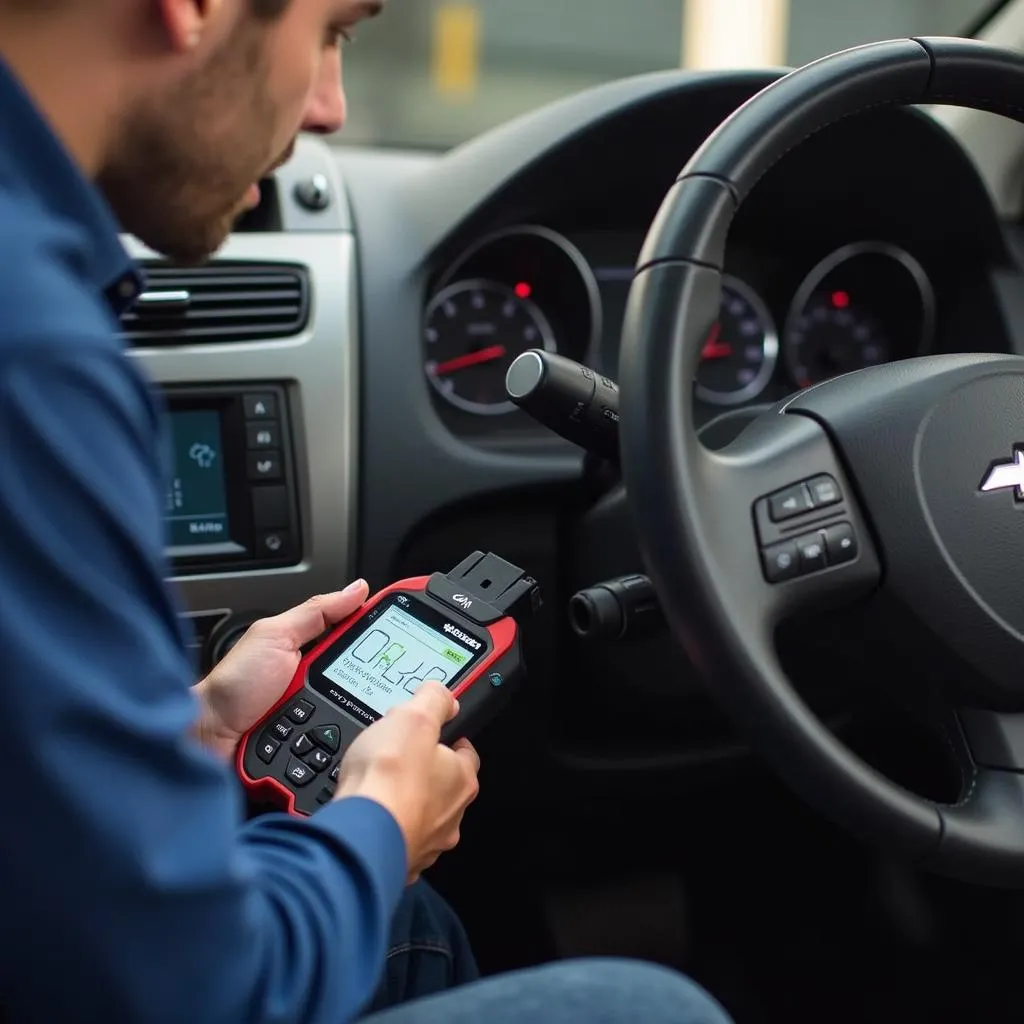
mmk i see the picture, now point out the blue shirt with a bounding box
[0,57,406,1023]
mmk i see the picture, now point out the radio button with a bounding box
[253,486,289,528]
[256,530,294,559]
[248,451,282,481]
[247,422,280,449]
[244,393,278,419]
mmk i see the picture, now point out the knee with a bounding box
[534,958,733,1024]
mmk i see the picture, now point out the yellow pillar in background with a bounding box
[432,3,481,99]
[682,0,790,69]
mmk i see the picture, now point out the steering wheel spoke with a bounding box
[958,710,1024,774]
[695,408,882,634]
[921,710,1024,886]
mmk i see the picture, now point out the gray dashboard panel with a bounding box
[126,228,360,619]
[113,68,1015,644]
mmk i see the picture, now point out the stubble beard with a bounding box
[98,25,278,266]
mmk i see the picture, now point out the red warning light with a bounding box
[831,290,850,309]
[514,281,532,299]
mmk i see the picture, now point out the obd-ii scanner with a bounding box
[237,551,540,816]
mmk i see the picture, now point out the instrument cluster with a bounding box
[422,227,600,416]
[422,227,935,417]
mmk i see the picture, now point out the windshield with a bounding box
[338,0,1001,150]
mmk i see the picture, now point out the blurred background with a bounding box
[336,0,999,150]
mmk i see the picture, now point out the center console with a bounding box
[164,384,301,573]
[124,137,361,670]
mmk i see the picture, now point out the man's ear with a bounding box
[154,0,225,53]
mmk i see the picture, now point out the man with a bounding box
[0,1,735,1022]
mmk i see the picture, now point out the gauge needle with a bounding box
[701,323,732,360]
[432,344,508,375]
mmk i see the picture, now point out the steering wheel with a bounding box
[619,37,1024,887]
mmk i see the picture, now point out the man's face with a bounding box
[100,0,380,265]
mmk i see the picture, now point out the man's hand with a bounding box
[192,580,370,761]
[335,681,481,883]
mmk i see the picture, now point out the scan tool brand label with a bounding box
[443,622,482,650]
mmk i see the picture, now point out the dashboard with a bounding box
[123,66,1024,781]
[422,227,937,422]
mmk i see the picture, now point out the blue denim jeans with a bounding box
[358,882,733,1024]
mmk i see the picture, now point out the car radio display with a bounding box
[165,409,231,551]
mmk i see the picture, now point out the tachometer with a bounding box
[783,242,934,388]
[784,292,889,388]
[695,276,778,406]
[424,279,556,415]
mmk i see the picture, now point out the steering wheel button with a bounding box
[762,540,800,583]
[768,484,813,521]
[807,474,841,507]
[824,523,858,565]
[796,533,828,574]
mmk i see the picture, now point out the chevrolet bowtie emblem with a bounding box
[980,448,1024,501]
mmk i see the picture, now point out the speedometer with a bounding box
[695,276,778,406]
[424,279,556,415]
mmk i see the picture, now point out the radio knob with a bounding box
[204,613,263,670]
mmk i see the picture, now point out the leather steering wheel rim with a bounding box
[619,37,1024,887]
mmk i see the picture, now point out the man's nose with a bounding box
[302,48,346,135]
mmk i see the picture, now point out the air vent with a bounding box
[121,261,311,345]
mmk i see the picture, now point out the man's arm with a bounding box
[0,342,406,1024]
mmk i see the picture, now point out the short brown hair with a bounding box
[250,0,291,18]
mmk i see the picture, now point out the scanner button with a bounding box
[286,699,315,724]
[256,736,280,764]
[305,748,331,772]
[291,733,314,756]
[285,757,314,787]
[269,718,293,741]
[316,786,335,805]
[313,724,342,753]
